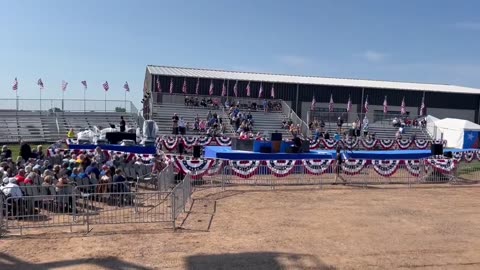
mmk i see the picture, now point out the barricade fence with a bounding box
[0,162,191,236]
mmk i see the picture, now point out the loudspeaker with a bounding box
[431,143,443,156]
[177,141,184,155]
[105,132,136,144]
[444,151,453,159]
[301,140,310,153]
[193,145,202,158]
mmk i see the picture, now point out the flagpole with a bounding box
[62,90,64,111]
[124,90,127,112]
[105,90,107,113]
[83,88,86,113]
[39,87,42,114]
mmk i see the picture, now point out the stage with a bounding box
[67,144,157,154]
[204,146,473,160]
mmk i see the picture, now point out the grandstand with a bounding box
[143,65,480,139]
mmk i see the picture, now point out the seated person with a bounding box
[200,98,207,107]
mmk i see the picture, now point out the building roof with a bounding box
[147,65,480,95]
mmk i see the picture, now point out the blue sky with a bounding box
[1,0,479,107]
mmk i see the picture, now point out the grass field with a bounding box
[3,144,49,160]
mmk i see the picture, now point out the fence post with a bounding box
[171,190,176,230]
[85,197,90,233]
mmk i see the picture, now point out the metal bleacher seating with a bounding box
[0,110,138,143]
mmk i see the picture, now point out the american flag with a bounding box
[346,96,352,112]
[364,96,369,113]
[400,97,406,115]
[195,78,199,95]
[209,80,214,95]
[246,81,251,97]
[420,95,426,116]
[271,84,275,98]
[124,81,130,92]
[182,78,187,94]
[221,81,226,96]
[169,78,173,94]
[62,80,68,92]
[328,94,334,112]
[37,78,44,89]
[258,83,263,98]
[81,80,87,89]
[103,81,109,91]
[12,77,18,91]
[383,96,388,114]
[156,78,162,92]
[233,80,238,97]
[311,96,316,110]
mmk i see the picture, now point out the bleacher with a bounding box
[0,110,138,143]
[151,103,292,137]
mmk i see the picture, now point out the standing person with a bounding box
[19,140,32,162]
[120,116,126,132]
[171,113,179,135]
[336,116,343,134]
[178,117,186,135]
[334,146,346,185]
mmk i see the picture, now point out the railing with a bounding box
[0,98,137,114]
[281,100,310,137]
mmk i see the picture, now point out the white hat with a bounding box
[9,177,17,183]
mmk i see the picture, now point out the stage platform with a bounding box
[204,146,473,160]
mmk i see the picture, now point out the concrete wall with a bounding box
[427,108,475,122]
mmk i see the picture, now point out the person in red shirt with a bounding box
[15,169,26,184]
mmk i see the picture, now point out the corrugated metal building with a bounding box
[143,65,480,122]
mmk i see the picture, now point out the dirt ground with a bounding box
[1,186,479,269]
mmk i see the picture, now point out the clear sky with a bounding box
[1,0,479,107]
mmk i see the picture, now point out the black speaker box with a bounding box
[431,143,443,156]
[301,140,310,153]
[444,151,453,159]
[193,145,202,158]
[177,141,184,155]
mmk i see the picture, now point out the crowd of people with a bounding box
[171,110,226,137]
[0,141,169,216]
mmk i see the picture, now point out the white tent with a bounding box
[433,118,480,149]
[425,115,440,139]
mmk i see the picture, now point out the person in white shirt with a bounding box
[1,178,23,198]
[178,117,186,135]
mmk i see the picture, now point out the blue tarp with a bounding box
[68,144,157,154]
[204,146,472,160]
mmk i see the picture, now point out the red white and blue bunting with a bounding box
[343,137,359,149]
[214,136,232,146]
[162,136,179,151]
[207,159,224,175]
[397,139,412,150]
[341,159,367,175]
[309,138,321,149]
[322,139,338,149]
[174,157,214,178]
[196,136,213,146]
[265,160,297,177]
[379,139,395,150]
[182,136,198,148]
[372,160,401,177]
[302,159,333,175]
[228,160,261,178]
[361,139,377,150]
[426,159,455,174]
[404,159,422,177]
[463,151,475,163]
[414,139,429,149]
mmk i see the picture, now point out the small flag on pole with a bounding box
[62,80,68,92]
[12,78,18,91]
[271,84,275,98]
[37,78,44,89]
[209,80,214,95]
[420,95,426,116]
[124,81,130,92]
[258,83,263,98]
[347,95,352,112]
[182,78,187,94]
[195,78,199,95]
[311,96,316,110]
[329,94,334,112]
[364,95,369,113]
[169,78,173,94]
[81,80,87,89]
[103,81,109,91]
[246,81,251,97]
[156,78,162,92]
[233,80,238,97]
[383,96,388,114]
[400,97,406,115]
[221,81,226,96]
